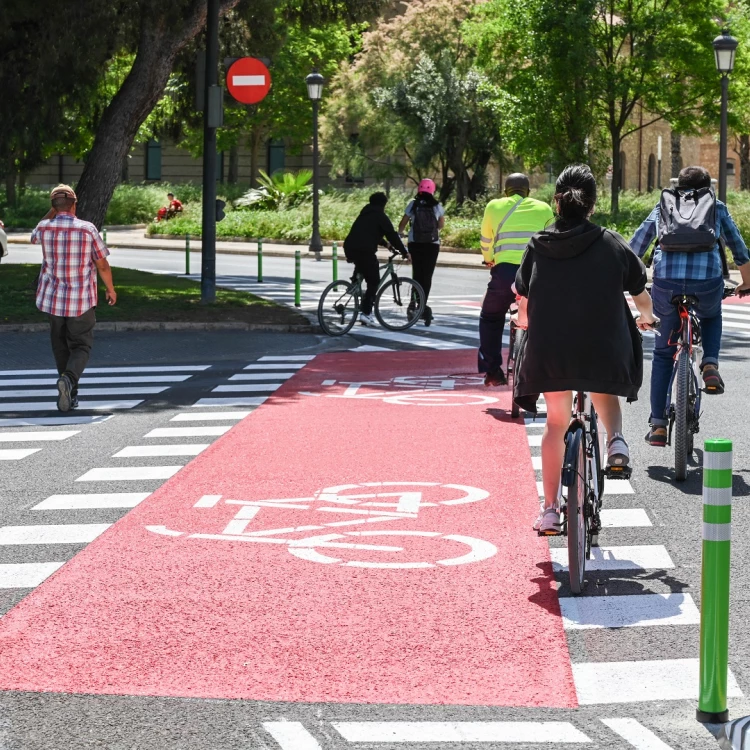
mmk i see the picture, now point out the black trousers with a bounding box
[49,308,96,395]
[478,263,518,374]
[408,242,440,306]
[351,252,380,315]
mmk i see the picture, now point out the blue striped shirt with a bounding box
[629,200,750,280]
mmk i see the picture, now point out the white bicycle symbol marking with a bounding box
[146,482,497,569]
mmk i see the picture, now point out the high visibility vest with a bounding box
[480,196,554,265]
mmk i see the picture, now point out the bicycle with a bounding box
[317,248,426,336]
[663,284,736,481]
[505,304,522,418]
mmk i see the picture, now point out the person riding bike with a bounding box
[513,165,656,534]
[343,192,408,327]
[629,166,750,447]
[479,173,554,387]
[398,179,445,326]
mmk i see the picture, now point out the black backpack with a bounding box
[658,186,716,253]
[411,197,440,243]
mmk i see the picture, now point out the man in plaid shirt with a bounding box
[630,166,750,446]
[31,185,117,412]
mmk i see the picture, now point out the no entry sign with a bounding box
[226,57,271,105]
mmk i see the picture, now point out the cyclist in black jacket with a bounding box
[343,192,408,326]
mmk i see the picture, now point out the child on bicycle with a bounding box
[343,192,408,326]
[513,165,657,535]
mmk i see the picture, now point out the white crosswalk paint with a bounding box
[145,426,233,437]
[76,466,183,481]
[258,356,315,361]
[0,400,143,412]
[0,366,209,376]
[537,480,634,497]
[0,524,110,545]
[113,444,209,458]
[352,345,394,351]
[0,448,41,460]
[350,326,473,350]
[262,722,322,750]
[0,386,168,398]
[0,416,111,426]
[550,545,674,572]
[560,593,700,630]
[0,375,191,386]
[331,721,592,743]
[573,659,742,704]
[192,397,268,407]
[528,434,542,446]
[170,411,251,421]
[243,364,306,370]
[600,718,674,749]
[33,493,150,510]
[229,373,296,381]
[0,431,79,442]
[0,562,65,588]
[600,509,652,527]
[212,383,282,392]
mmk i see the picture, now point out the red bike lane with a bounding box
[0,351,576,707]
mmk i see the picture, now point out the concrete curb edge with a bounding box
[0,321,318,334]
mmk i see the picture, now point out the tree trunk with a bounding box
[739,134,750,191]
[249,126,264,187]
[228,143,239,184]
[5,166,16,208]
[610,133,621,215]
[670,131,682,180]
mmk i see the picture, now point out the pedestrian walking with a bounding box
[31,185,117,412]
[398,179,445,326]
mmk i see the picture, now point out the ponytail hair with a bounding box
[554,164,597,221]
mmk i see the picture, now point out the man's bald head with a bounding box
[504,173,530,197]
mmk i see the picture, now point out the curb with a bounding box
[5,224,147,235]
[0,321,318,334]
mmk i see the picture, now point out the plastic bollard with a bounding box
[332,241,338,281]
[294,250,301,307]
[185,234,190,275]
[697,438,733,724]
[258,239,263,283]
[103,228,107,244]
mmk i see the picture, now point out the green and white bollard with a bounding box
[332,241,338,281]
[185,234,190,275]
[697,438,733,724]
[258,239,263,283]
[102,228,107,244]
[294,249,301,307]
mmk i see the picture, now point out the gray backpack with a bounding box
[658,186,716,252]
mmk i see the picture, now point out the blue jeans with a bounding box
[649,276,724,425]
[478,263,518,373]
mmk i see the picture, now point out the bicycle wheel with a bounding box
[674,349,691,481]
[375,277,425,330]
[507,326,521,418]
[318,280,359,336]
[565,431,587,594]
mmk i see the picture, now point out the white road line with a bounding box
[560,593,700,630]
[600,509,652,527]
[76,466,183,481]
[0,375,190,386]
[418,323,480,339]
[331,721,592,743]
[350,327,473,350]
[145,426,232,437]
[192,397,268,407]
[258,356,315,361]
[0,448,42,460]
[243,364,306,370]
[528,434,542,446]
[0,416,111,426]
[0,524,111,545]
[33,493,150,510]
[551,545,674,572]
[262,722,322,750]
[573,659,742,704]
[0,562,65,588]
[229,373,296,381]
[600,718,674,749]
[113,444,209,458]
[352,345,394,352]
[0,367,209,376]
[0,386,167,398]
[170,411,251,421]
[0,430,79,442]
[0,400,143,412]
[537,480,634,497]
[212,383,283,393]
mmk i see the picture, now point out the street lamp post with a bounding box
[306,70,324,260]
[713,30,739,203]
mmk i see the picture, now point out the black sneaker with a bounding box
[422,306,433,327]
[701,364,725,394]
[56,374,73,412]
[484,370,507,387]
[70,396,79,410]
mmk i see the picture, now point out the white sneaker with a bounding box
[532,507,545,531]
[359,313,375,326]
[607,433,630,468]
[539,507,562,535]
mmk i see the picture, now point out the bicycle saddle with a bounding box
[671,294,699,307]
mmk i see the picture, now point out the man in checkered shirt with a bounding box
[31,185,117,412]
[630,166,750,447]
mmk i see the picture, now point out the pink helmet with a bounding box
[418,178,436,195]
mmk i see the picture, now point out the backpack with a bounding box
[658,186,717,253]
[411,198,439,243]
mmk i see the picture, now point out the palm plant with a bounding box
[235,169,314,210]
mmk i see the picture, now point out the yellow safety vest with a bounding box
[480,196,554,265]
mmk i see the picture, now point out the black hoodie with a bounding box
[513,219,647,411]
[343,204,406,257]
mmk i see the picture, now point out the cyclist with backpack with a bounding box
[398,179,445,326]
[629,166,750,447]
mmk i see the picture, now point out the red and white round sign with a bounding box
[226,57,271,105]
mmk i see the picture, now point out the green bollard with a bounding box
[697,438,733,724]
[332,241,338,281]
[103,228,107,244]
[185,234,190,275]
[294,249,301,308]
[258,239,263,283]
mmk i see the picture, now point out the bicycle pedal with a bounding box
[605,465,632,480]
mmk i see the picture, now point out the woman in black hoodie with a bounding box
[513,165,657,535]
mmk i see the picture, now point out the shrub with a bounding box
[235,170,314,211]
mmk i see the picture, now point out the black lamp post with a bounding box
[713,30,739,202]
[306,70,324,260]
